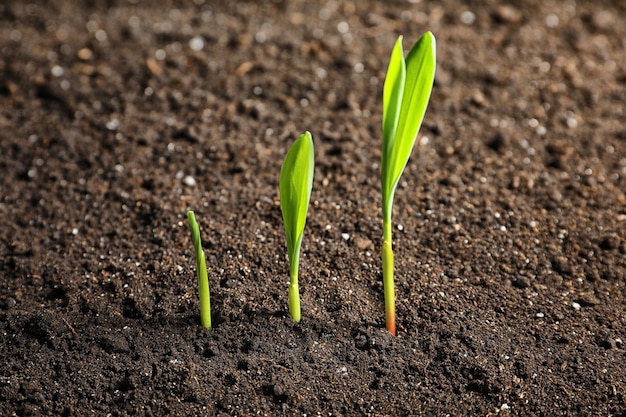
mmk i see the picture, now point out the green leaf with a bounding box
[381,32,436,224]
[382,36,406,161]
[279,131,315,277]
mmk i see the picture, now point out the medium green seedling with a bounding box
[381,32,436,335]
[279,131,315,323]
[187,211,212,329]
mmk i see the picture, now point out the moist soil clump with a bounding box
[1,1,625,415]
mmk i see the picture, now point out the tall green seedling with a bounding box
[279,131,315,323]
[187,211,212,329]
[381,32,436,335]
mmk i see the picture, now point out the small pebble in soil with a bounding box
[341,233,350,241]
[183,175,196,187]
[566,115,578,128]
[545,14,559,28]
[591,10,615,31]
[572,302,581,310]
[51,65,64,77]
[189,36,204,51]
[77,47,93,60]
[460,11,476,25]
[155,49,166,60]
[106,118,119,130]
[95,29,107,42]
[494,5,522,23]
[535,312,545,318]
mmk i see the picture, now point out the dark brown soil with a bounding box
[1,1,625,416]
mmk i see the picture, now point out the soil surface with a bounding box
[1,0,625,416]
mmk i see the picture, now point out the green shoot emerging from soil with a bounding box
[381,32,436,335]
[279,131,315,323]
[187,211,212,329]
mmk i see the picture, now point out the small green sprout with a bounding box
[381,32,436,335]
[279,131,315,323]
[187,211,212,329]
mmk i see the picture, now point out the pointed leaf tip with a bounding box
[384,32,436,202]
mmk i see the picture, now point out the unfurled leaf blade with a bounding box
[386,32,436,196]
[381,36,407,222]
[280,131,315,323]
[382,37,406,158]
[280,131,314,270]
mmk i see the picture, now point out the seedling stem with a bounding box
[187,211,212,329]
[380,32,436,335]
[280,131,315,322]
